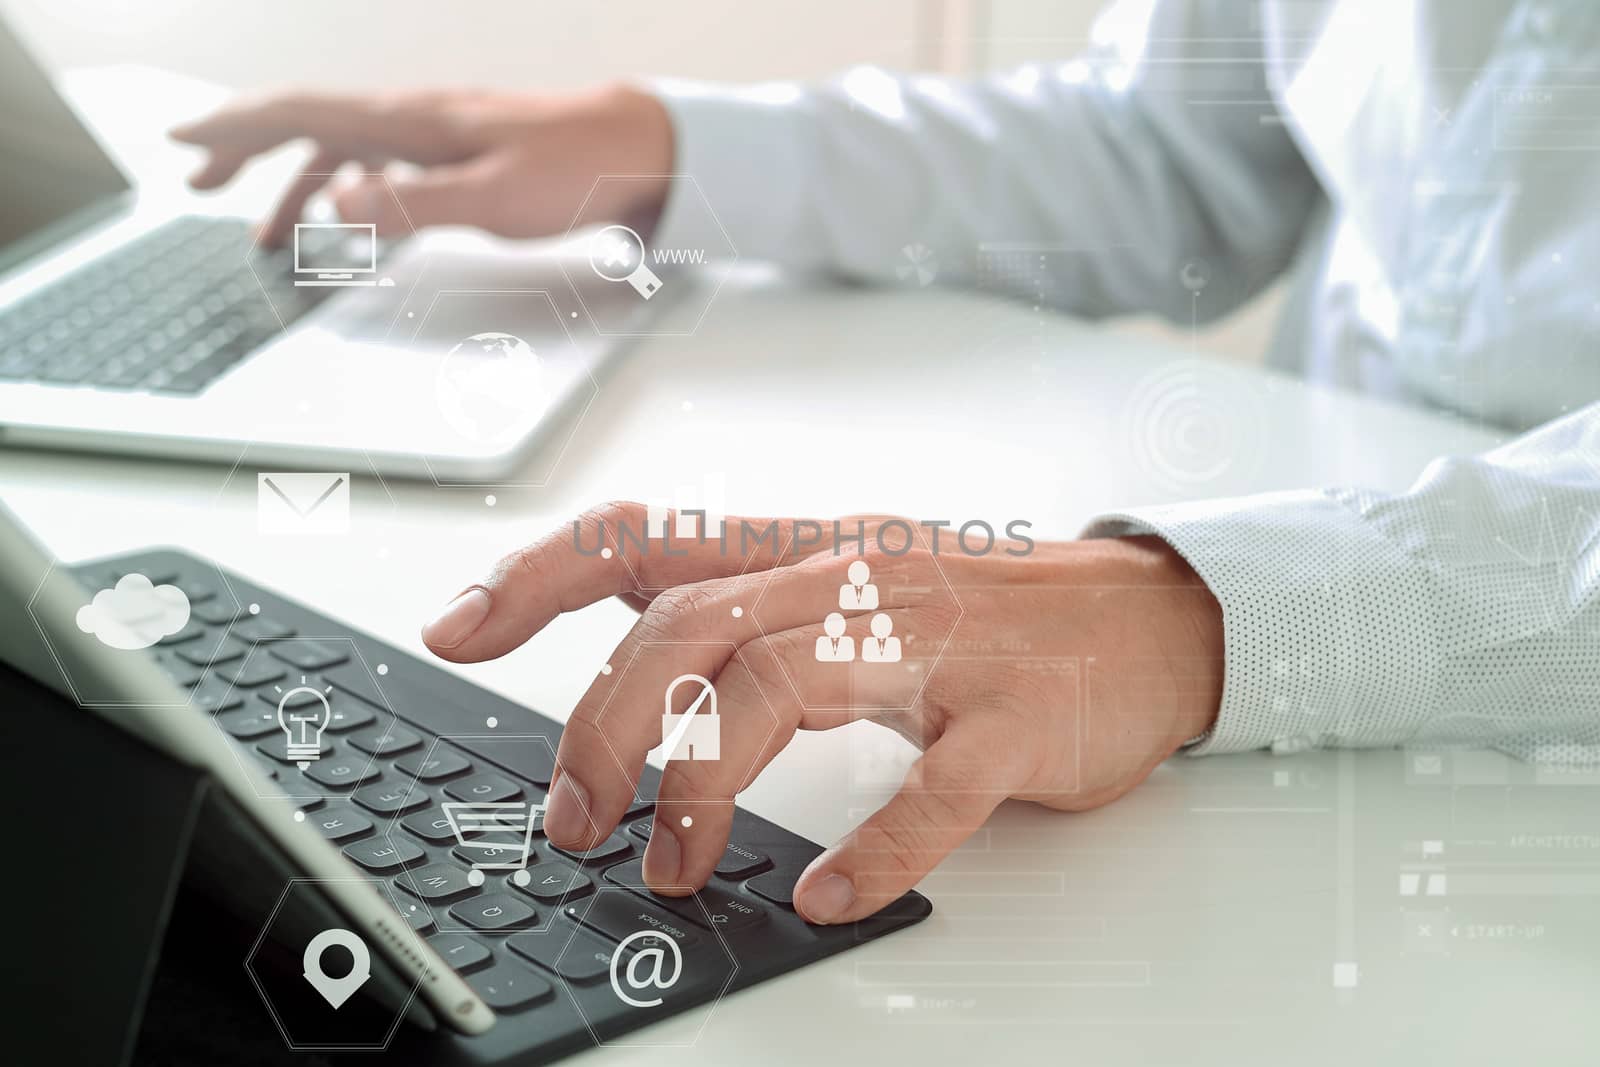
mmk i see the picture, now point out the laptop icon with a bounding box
[292,222,378,286]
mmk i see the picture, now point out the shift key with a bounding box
[603,859,768,934]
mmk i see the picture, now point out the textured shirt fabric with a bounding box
[649,0,1600,761]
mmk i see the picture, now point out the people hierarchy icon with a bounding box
[815,560,901,663]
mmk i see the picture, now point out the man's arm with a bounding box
[1087,402,1600,762]
[651,0,1322,324]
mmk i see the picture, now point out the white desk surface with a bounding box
[7,67,1596,1065]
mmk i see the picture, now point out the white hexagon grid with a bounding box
[245,877,427,1052]
[553,883,739,1049]
[559,175,739,337]
[206,635,397,803]
[409,288,601,489]
[381,733,581,937]
[27,552,241,711]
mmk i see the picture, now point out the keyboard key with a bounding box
[176,639,246,667]
[401,807,460,845]
[397,862,478,903]
[628,819,653,843]
[269,640,348,671]
[746,868,799,909]
[155,622,205,646]
[353,782,430,816]
[175,580,217,604]
[400,903,435,935]
[231,616,295,643]
[395,747,472,782]
[507,924,618,983]
[302,757,381,789]
[343,836,425,873]
[153,655,204,687]
[552,834,632,866]
[192,599,248,625]
[624,796,656,819]
[190,677,243,714]
[565,892,700,951]
[428,933,493,974]
[308,807,373,843]
[218,660,285,688]
[511,861,593,903]
[604,860,768,934]
[255,734,332,764]
[451,842,530,871]
[466,962,553,1012]
[258,686,323,710]
[444,772,522,804]
[218,706,284,739]
[715,842,773,880]
[449,893,538,932]
[349,724,423,757]
[325,699,376,733]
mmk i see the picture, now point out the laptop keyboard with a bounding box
[0,215,351,395]
[81,549,930,1061]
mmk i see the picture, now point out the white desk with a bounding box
[7,68,1597,1065]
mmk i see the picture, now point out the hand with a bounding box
[169,84,674,246]
[421,503,1223,925]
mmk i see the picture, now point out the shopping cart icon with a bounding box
[441,800,545,887]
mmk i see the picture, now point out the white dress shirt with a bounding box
[650,0,1600,761]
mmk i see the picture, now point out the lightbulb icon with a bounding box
[276,675,334,770]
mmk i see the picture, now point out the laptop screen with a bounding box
[0,15,130,256]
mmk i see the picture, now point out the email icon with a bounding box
[257,472,350,536]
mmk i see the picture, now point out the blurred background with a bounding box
[4,0,1281,361]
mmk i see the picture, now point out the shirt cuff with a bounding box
[648,78,813,260]
[1082,490,1442,756]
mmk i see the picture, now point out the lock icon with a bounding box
[660,673,721,761]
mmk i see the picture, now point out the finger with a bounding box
[421,503,824,664]
[170,91,472,188]
[257,148,345,248]
[642,651,798,894]
[792,718,1034,925]
[540,570,822,852]
[330,162,496,236]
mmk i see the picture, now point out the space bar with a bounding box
[322,665,558,786]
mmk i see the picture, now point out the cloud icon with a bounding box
[76,573,192,651]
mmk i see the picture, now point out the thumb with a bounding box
[332,163,492,236]
[792,719,1027,925]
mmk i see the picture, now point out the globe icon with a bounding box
[435,332,542,446]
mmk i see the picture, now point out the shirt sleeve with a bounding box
[648,0,1320,325]
[1083,404,1600,764]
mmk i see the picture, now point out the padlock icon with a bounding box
[660,673,721,761]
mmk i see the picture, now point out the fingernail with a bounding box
[642,823,681,887]
[542,773,590,845]
[421,588,490,649]
[796,873,856,925]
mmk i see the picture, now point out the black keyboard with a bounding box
[79,548,931,1063]
[0,216,349,395]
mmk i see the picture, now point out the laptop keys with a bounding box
[465,962,553,1012]
[443,772,522,804]
[449,893,538,933]
[349,723,423,757]
[428,933,493,975]
[394,747,472,782]
[343,837,425,874]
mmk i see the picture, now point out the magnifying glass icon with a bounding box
[589,224,663,299]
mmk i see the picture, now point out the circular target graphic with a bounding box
[1124,359,1264,492]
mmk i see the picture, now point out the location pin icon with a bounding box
[303,928,372,1010]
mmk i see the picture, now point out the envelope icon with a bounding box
[258,472,350,535]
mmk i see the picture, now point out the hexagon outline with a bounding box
[553,882,739,1049]
[559,174,739,338]
[590,640,782,820]
[241,170,431,345]
[26,550,241,712]
[206,635,397,802]
[742,524,965,714]
[411,287,601,489]
[244,876,425,1052]
[381,733,586,936]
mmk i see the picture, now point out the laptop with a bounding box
[0,14,655,482]
[0,498,931,1062]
